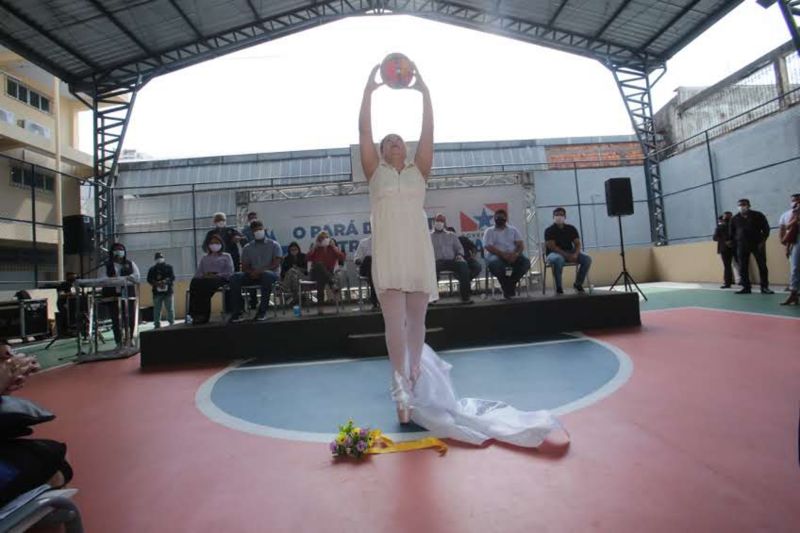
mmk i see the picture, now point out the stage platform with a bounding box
[139,290,640,367]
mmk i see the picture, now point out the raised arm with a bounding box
[412,64,434,178]
[359,64,382,181]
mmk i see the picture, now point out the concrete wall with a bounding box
[659,104,800,243]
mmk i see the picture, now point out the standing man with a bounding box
[483,208,530,299]
[778,193,799,305]
[712,211,736,289]
[147,252,175,328]
[229,220,282,322]
[544,207,592,294]
[431,213,473,303]
[354,236,378,309]
[203,212,244,272]
[729,198,773,294]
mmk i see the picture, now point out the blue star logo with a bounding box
[474,208,494,229]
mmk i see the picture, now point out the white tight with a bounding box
[377,290,429,381]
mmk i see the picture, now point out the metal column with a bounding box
[609,62,668,245]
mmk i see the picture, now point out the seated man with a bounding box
[354,236,378,309]
[448,225,482,282]
[483,209,530,299]
[98,242,140,348]
[431,214,473,303]
[307,231,345,311]
[544,207,592,294]
[229,220,282,322]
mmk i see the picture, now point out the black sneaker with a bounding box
[573,283,585,294]
[255,312,269,321]
[555,287,564,295]
[720,284,732,289]
[229,313,246,323]
[735,288,751,294]
[461,298,474,305]
[760,287,774,295]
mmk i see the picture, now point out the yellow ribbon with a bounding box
[365,430,448,456]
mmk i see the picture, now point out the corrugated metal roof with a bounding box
[0,1,744,92]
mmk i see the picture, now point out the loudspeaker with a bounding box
[605,178,634,217]
[63,215,94,254]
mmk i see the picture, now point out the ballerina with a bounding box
[358,63,568,448]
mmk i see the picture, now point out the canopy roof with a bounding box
[0,0,744,93]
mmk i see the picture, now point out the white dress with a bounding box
[411,345,564,447]
[369,161,439,301]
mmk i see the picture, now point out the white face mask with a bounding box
[215,221,225,228]
[434,221,445,231]
[554,215,566,225]
[156,258,165,264]
[254,230,266,240]
[738,206,749,214]
[113,250,125,258]
[320,238,330,247]
[209,243,222,253]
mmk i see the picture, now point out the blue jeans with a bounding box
[546,252,592,289]
[152,293,174,327]
[487,255,531,296]
[229,271,278,315]
[790,243,800,291]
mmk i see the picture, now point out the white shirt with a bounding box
[483,224,524,259]
[778,208,795,227]
[354,236,372,263]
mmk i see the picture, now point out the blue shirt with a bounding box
[483,224,523,260]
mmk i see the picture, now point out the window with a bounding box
[6,77,17,99]
[4,76,51,114]
[10,166,55,193]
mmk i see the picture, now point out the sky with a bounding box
[80,2,792,159]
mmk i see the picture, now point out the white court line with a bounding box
[642,305,800,321]
[195,335,633,443]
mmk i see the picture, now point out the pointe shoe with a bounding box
[391,371,412,424]
[780,290,799,305]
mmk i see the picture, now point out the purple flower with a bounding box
[356,440,367,452]
[329,441,338,454]
[344,436,353,447]
[359,428,369,437]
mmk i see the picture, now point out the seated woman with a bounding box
[280,241,307,305]
[306,231,345,311]
[0,342,73,507]
[189,234,234,324]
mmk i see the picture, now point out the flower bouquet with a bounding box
[329,419,380,459]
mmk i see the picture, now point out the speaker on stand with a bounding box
[63,215,94,279]
[604,178,647,301]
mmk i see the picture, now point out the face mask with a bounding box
[215,221,225,228]
[209,243,222,253]
[254,230,266,240]
[156,258,165,264]
[738,206,748,214]
[320,238,330,247]
[495,216,506,226]
[113,250,125,258]
[554,215,565,225]
[434,221,445,231]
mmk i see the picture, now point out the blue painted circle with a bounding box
[206,339,624,436]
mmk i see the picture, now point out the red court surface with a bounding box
[19,307,800,532]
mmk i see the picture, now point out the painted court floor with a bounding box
[16,285,800,532]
